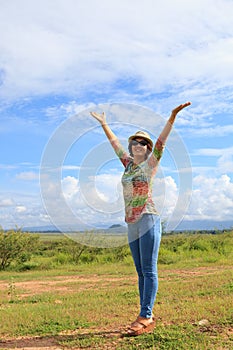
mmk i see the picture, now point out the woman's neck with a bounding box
[133,155,145,165]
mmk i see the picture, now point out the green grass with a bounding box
[0,233,232,349]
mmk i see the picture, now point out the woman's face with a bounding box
[131,138,148,158]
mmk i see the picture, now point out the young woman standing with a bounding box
[90,102,191,336]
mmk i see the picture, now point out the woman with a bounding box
[90,102,191,336]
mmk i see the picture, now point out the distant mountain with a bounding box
[105,224,127,233]
[109,224,124,229]
[171,220,233,232]
[21,220,232,233]
[22,223,127,234]
[22,225,62,232]
[106,224,127,233]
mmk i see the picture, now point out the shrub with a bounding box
[182,235,210,252]
[53,252,71,265]
[158,247,178,264]
[0,228,39,270]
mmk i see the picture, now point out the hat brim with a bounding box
[128,134,153,148]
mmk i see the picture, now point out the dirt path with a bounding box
[0,266,230,349]
[0,273,133,349]
[0,328,126,350]
[0,274,136,298]
[0,266,226,296]
[0,335,62,349]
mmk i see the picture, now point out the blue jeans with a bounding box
[128,214,161,318]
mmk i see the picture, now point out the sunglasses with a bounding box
[131,139,148,146]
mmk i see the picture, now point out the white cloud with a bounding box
[62,175,79,200]
[61,173,124,216]
[183,124,233,138]
[1,171,233,229]
[16,171,38,181]
[152,176,178,217]
[0,198,14,207]
[1,0,233,230]
[1,0,233,103]
[62,166,81,171]
[217,154,233,174]
[186,174,233,221]
[193,147,233,174]
[0,164,17,170]
[45,102,96,122]
[92,173,123,204]
[1,0,232,152]
[15,205,27,213]
[42,171,181,228]
[194,148,230,157]
[0,192,49,229]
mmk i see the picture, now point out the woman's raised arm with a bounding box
[90,111,129,166]
[152,102,191,160]
[90,111,118,144]
[159,102,191,143]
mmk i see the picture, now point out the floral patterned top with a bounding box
[111,137,165,223]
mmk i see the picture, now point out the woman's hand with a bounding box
[90,111,118,143]
[90,111,106,125]
[171,102,191,116]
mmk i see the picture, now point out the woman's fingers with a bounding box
[90,111,106,123]
[172,101,191,114]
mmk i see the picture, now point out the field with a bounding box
[0,232,232,349]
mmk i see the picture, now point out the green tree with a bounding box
[0,228,39,270]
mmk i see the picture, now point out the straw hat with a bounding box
[128,131,153,148]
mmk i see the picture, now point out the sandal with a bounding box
[127,316,155,336]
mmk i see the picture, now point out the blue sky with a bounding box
[0,0,233,231]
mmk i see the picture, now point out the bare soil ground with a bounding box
[0,266,231,350]
[0,274,135,298]
[0,266,226,297]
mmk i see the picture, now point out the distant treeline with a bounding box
[164,228,233,235]
[19,227,233,235]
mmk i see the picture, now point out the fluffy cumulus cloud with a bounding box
[62,176,79,200]
[60,173,124,227]
[42,171,233,228]
[44,173,180,228]
[1,171,233,229]
[153,176,178,217]
[187,175,233,221]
